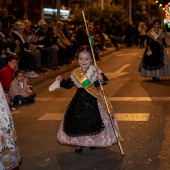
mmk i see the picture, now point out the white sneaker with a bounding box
[25,71,39,77]
[49,80,60,91]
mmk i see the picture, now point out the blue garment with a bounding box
[13,94,35,104]
[0,56,7,69]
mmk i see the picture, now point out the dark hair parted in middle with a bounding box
[77,45,92,59]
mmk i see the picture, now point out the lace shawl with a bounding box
[70,65,102,88]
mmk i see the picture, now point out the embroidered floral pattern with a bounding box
[0,83,21,170]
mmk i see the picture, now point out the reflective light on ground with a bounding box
[38,113,150,121]
[36,97,170,102]
[116,113,150,121]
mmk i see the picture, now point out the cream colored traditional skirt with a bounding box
[57,101,120,147]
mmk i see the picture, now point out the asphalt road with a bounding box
[12,47,170,170]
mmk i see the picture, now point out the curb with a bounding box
[28,47,116,86]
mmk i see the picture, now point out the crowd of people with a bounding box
[1,7,170,112]
[1,7,170,169]
[0,8,120,112]
[124,20,148,48]
[0,9,124,169]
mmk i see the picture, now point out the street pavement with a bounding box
[11,46,170,170]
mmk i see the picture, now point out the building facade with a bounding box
[0,0,166,24]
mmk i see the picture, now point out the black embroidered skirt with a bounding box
[142,42,164,71]
[63,88,104,137]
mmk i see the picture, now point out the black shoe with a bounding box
[11,99,20,105]
[90,147,97,150]
[75,146,83,153]
[29,98,35,103]
[21,100,27,105]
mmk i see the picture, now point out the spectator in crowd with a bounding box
[23,20,47,72]
[9,69,36,105]
[0,47,8,69]
[0,55,20,110]
[34,19,59,69]
[75,25,89,46]
[62,22,78,56]
[133,22,139,46]
[62,22,72,40]
[75,24,100,61]
[11,21,38,77]
[93,25,106,51]
[0,8,16,30]
[0,20,13,43]
[104,27,124,49]
[124,21,135,47]
[54,21,73,63]
[46,20,67,66]
[138,21,147,48]
[0,20,15,57]
[101,27,116,48]
[0,54,19,91]
[88,24,101,61]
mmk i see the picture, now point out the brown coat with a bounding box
[54,28,71,46]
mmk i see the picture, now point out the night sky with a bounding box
[162,0,170,5]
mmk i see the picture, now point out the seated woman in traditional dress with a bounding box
[11,21,38,77]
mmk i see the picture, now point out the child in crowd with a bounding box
[49,45,123,153]
[9,69,36,105]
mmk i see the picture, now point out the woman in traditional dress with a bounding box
[0,83,21,169]
[138,19,170,81]
[49,45,123,153]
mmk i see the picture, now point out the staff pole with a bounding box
[82,11,124,156]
